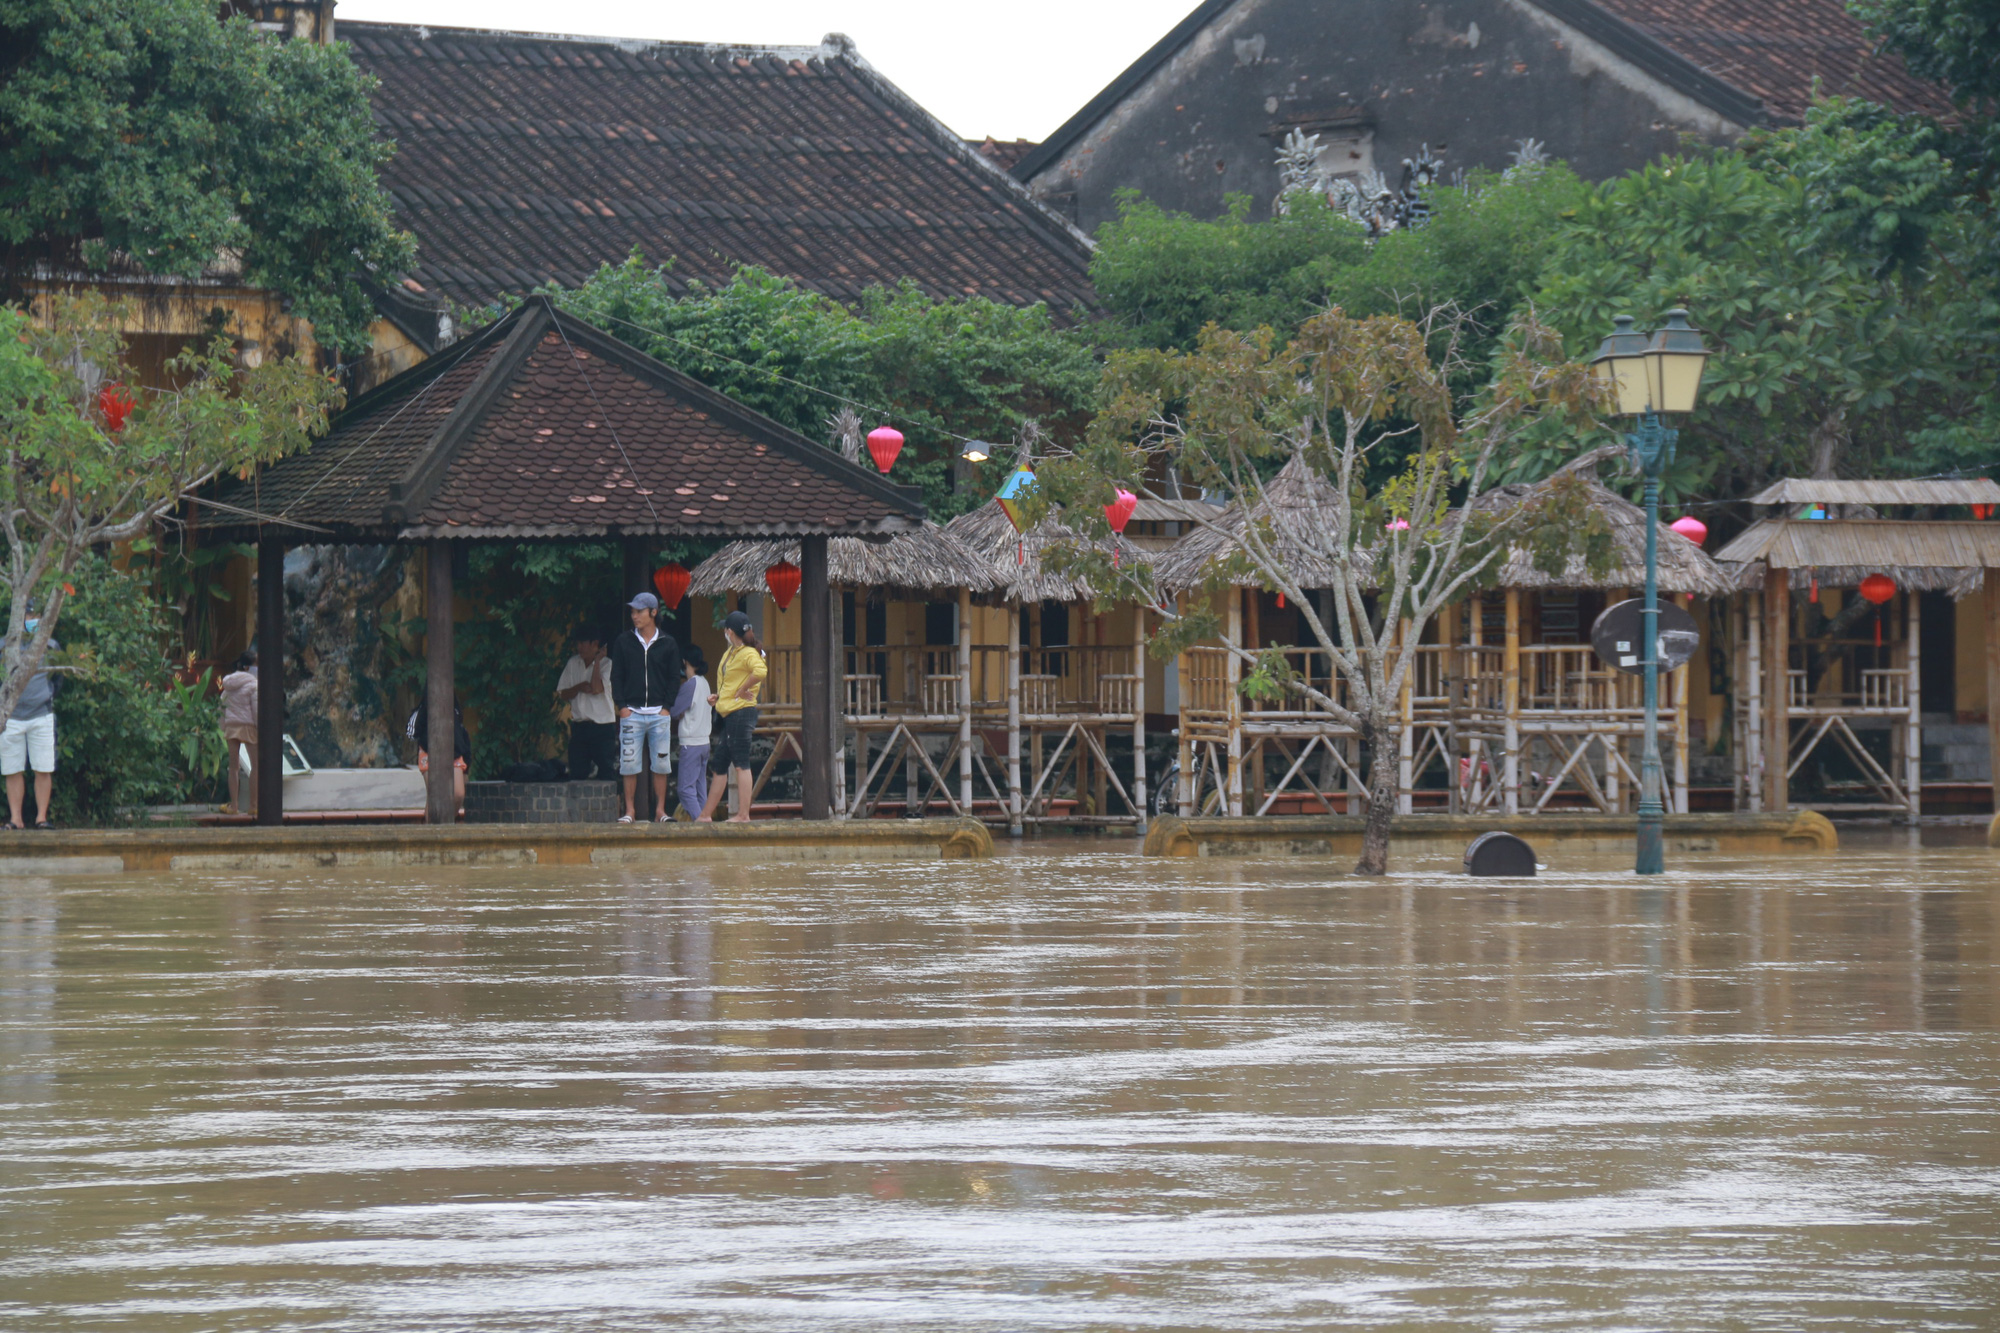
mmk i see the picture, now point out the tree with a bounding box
[0,0,414,353]
[1528,137,1997,498]
[1087,165,1589,374]
[1028,308,1608,875]
[0,293,339,722]
[544,254,1100,520]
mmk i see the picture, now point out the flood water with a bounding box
[3,841,1998,1331]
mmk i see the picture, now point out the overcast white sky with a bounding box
[336,0,1195,142]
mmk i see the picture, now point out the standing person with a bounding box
[610,591,682,823]
[3,617,59,830]
[218,649,259,817]
[669,644,711,820]
[556,628,617,780]
[698,611,767,823]
[408,692,471,818]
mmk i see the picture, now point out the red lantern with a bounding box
[1669,515,1708,547]
[1104,488,1138,534]
[866,426,904,474]
[98,383,134,433]
[1859,573,1896,605]
[652,562,691,610]
[766,559,802,611]
[1974,504,1994,520]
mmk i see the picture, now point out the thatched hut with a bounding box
[942,498,1159,833]
[688,523,1004,820]
[1713,477,2000,820]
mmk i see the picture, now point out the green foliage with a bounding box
[31,551,227,824]
[1529,131,1998,497]
[1850,0,2000,111]
[544,254,1100,519]
[0,294,339,722]
[1087,167,1589,374]
[0,0,414,352]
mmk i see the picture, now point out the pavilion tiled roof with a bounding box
[342,22,1096,318]
[1583,0,1957,123]
[210,298,925,542]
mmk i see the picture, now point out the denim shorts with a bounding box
[619,711,674,776]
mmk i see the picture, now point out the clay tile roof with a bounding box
[970,136,1040,171]
[344,22,1096,317]
[1587,0,1957,123]
[209,298,925,542]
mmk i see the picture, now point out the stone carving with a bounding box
[1274,130,1445,239]
[283,543,419,769]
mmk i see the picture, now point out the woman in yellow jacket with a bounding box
[698,610,769,822]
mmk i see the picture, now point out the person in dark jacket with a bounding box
[407,692,472,817]
[610,591,683,823]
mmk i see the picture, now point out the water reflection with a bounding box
[1,845,1996,1330]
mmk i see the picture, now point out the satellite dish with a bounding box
[1590,598,1700,676]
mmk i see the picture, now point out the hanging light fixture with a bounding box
[959,439,991,463]
[652,562,691,610]
[866,426,904,474]
[765,560,802,612]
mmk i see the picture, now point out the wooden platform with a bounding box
[0,817,993,875]
[1143,811,1839,860]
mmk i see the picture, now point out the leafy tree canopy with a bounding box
[1087,165,1590,376]
[544,254,1100,519]
[0,0,414,352]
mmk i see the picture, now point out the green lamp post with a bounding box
[1590,310,1710,875]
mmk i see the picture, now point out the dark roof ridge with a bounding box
[1012,0,1769,184]
[340,17,830,64]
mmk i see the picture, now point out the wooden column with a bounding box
[1225,590,1244,818]
[1398,618,1414,815]
[1762,571,1789,812]
[1176,599,1193,818]
[424,539,456,825]
[1027,601,1042,822]
[1674,593,1692,814]
[1503,588,1521,815]
[1132,604,1147,830]
[800,535,832,821]
[621,535,649,603]
[1744,590,1763,812]
[958,587,973,814]
[1986,574,2000,821]
[254,534,286,826]
[1905,589,1922,821]
[832,586,847,817]
[1007,598,1023,835]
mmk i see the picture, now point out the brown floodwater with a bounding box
[2,839,1998,1330]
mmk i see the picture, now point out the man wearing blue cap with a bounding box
[609,591,683,823]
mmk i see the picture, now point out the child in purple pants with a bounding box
[669,647,712,818]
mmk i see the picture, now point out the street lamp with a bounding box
[1590,309,1709,875]
[959,439,992,463]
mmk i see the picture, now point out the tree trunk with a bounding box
[1355,711,1398,875]
[1808,406,1848,480]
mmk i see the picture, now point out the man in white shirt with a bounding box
[556,628,617,780]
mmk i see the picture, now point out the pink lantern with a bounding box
[1104,489,1138,534]
[1670,515,1708,547]
[866,426,904,474]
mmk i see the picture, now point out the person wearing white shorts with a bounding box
[4,631,59,829]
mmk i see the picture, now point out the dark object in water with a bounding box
[1464,831,1537,877]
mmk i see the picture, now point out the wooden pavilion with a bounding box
[203,297,925,824]
[687,524,1006,819]
[1714,478,2000,819]
[1153,455,1734,817]
[943,500,1156,834]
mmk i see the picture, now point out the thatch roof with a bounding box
[1474,475,1736,597]
[1153,458,1366,593]
[1714,516,2000,596]
[1749,478,2000,507]
[1154,452,1734,598]
[943,498,1157,603]
[689,522,1004,599]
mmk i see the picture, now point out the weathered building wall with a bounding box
[1025,0,1745,234]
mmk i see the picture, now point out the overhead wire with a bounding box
[550,314,661,525]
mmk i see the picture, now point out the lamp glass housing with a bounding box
[1640,309,1708,414]
[959,440,991,463]
[1589,314,1654,416]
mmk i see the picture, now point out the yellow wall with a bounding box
[1958,591,1989,720]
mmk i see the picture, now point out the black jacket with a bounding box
[409,702,471,762]
[610,629,683,713]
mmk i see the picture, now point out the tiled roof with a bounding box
[341,22,1096,317]
[211,299,925,541]
[1579,0,1956,123]
[972,137,1040,170]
